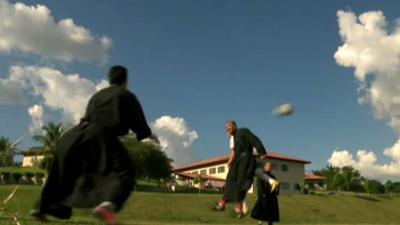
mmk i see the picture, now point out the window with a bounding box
[280,182,290,190]
[218,166,225,173]
[294,183,300,191]
[209,168,216,174]
[192,171,198,175]
[280,164,288,172]
[200,169,206,175]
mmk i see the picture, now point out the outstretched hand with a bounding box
[259,154,268,160]
[149,133,160,145]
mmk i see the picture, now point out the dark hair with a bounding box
[108,65,127,85]
[225,120,237,129]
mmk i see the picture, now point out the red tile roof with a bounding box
[304,174,326,180]
[173,151,310,172]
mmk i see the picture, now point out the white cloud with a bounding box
[332,10,400,181]
[5,65,108,125]
[328,150,355,167]
[151,116,198,166]
[329,148,400,181]
[334,10,400,131]
[28,104,43,134]
[0,0,111,62]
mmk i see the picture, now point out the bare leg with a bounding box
[242,198,248,214]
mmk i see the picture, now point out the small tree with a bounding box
[193,175,203,194]
[0,137,15,167]
[313,165,340,190]
[299,179,306,194]
[341,166,360,191]
[363,179,371,195]
[384,180,394,197]
[333,173,345,196]
[32,122,65,152]
[144,146,173,182]
[122,137,172,180]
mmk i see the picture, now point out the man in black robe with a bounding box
[30,65,158,225]
[214,121,278,217]
[251,162,280,225]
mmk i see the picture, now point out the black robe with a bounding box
[222,128,266,202]
[251,172,280,222]
[37,85,151,219]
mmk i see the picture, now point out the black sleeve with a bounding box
[257,178,266,197]
[242,128,266,155]
[127,93,151,140]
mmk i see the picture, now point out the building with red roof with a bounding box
[304,173,327,191]
[173,151,311,194]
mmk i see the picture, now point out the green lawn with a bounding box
[0,167,45,174]
[0,185,399,225]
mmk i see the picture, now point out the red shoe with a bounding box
[212,203,225,211]
[234,204,243,218]
[93,204,118,225]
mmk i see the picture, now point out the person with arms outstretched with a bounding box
[30,65,158,225]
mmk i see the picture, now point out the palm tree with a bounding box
[32,122,65,171]
[32,122,65,152]
[343,166,361,190]
[314,165,340,190]
[0,137,15,167]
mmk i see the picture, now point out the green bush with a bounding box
[11,172,23,183]
[1,171,10,183]
[35,172,45,184]
[24,172,35,183]
[0,167,45,185]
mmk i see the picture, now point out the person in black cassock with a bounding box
[30,65,158,225]
[251,162,280,225]
[214,121,278,218]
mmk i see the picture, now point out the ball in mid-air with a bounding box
[274,103,294,116]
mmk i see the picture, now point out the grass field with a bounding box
[0,185,399,225]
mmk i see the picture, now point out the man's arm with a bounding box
[227,149,234,168]
[127,93,152,141]
[241,128,267,156]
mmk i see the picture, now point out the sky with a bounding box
[1,0,400,181]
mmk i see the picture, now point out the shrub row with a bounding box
[0,171,45,184]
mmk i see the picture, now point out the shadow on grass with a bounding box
[354,195,380,202]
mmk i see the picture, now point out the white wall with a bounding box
[22,155,44,167]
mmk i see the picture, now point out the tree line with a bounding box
[0,122,172,181]
[312,165,400,195]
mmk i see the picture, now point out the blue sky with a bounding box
[1,0,400,181]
